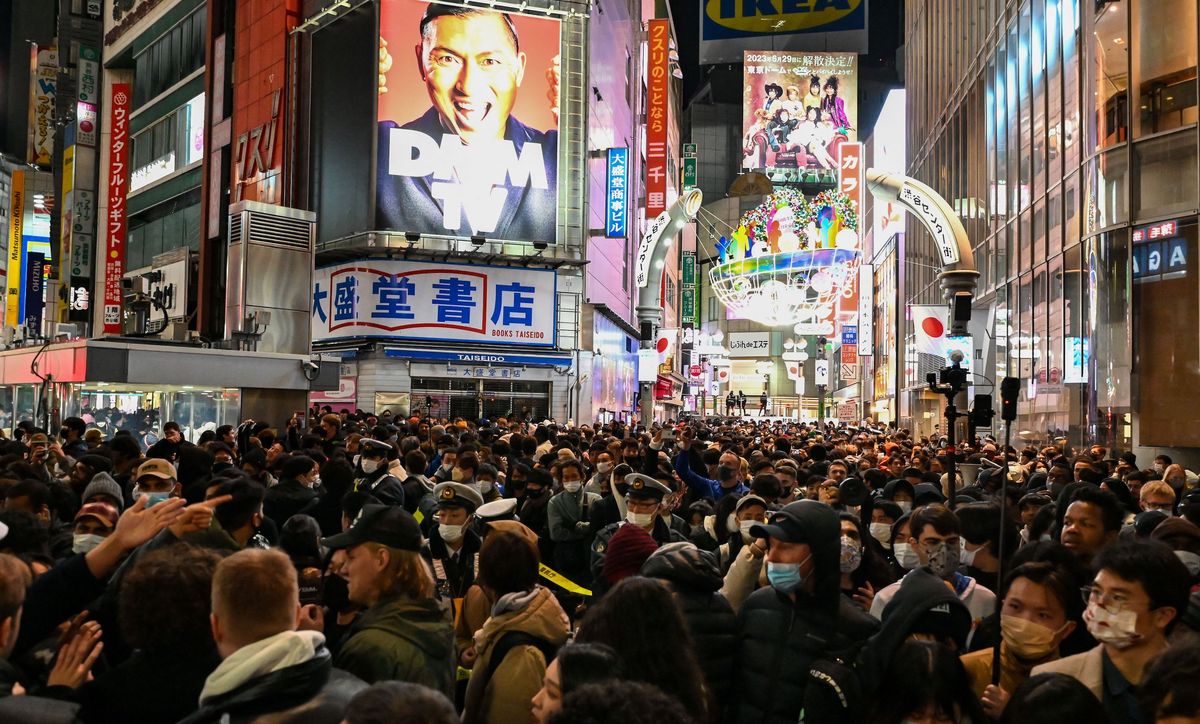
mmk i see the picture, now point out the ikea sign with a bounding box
[700,0,867,64]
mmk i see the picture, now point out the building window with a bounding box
[1090,0,1129,148]
[134,6,206,107]
[126,188,201,270]
[130,94,205,193]
[1134,132,1198,218]
[1131,0,1197,136]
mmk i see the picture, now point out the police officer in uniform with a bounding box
[353,439,406,508]
[589,473,688,593]
[423,482,485,620]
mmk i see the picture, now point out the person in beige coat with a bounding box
[461,525,570,724]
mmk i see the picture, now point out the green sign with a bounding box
[683,157,697,189]
[682,252,695,285]
[682,287,695,321]
[683,143,697,157]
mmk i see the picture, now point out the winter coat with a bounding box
[263,477,318,525]
[461,586,570,724]
[870,569,996,648]
[856,567,974,698]
[70,647,221,724]
[334,594,455,696]
[352,469,406,508]
[179,632,366,724]
[641,544,738,717]
[733,500,878,724]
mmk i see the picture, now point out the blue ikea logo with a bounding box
[703,0,865,40]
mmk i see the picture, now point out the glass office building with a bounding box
[903,0,1198,456]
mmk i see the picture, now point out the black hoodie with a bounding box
[642,543,737,717]
[732,501,878,724]
[855,567,973,699]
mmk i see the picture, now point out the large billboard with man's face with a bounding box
[741,51,857,186]
[376,1,561,243]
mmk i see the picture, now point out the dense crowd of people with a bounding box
[0,407,1198,723]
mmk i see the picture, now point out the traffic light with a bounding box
[1000,377,1020,421]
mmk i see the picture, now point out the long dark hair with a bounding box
[870,640,988,724]
[575,577,708,720]
[839,512,896,592]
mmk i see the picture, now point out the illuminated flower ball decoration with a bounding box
[709,189,861,328]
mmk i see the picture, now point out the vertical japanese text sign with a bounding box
[5,170,25,327]
[646,19,670,220]
[606,148,628,238]
[103,83,132,334]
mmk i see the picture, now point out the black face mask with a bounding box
[213,462,234,474]
[526,487,545,498]
[321,572,351,612]
[59,428,70,439]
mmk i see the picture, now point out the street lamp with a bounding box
[927,350,969,509]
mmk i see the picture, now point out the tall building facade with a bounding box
[903,0,1198,460]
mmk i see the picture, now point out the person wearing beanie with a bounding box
[81,472,125,512]
[589,474,687,595]
[601,523,659,587]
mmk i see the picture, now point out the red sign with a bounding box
[103,82,132,335]
[654,374,674,399]
[838,142,863,214]
[689,364,702,377]
[1133,220,1178,243]
[646,18,670,220]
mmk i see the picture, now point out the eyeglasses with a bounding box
[1081,585,1133,612]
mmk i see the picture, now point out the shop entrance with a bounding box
[411,377,551,422]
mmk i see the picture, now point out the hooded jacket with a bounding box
[461,586,570,724]
[334,594,454,696]
[733,501,878,724]
[179,631,366,724]
[856,567,973,698]
[642,543,738,717]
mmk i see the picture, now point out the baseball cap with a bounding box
[137,458,177,480]
[750,502,812,544]
[323,504,422,551]
[28,433,48,446]
[74,502,119,529]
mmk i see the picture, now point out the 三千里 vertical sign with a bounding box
[646,19,670,220]
[606,148,628,238]
[103,83,132,335]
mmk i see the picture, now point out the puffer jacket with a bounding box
[642,542,738,718]
[334,594,454,696]
[462,585,570,724]
[733,501,879,724]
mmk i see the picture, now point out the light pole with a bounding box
[927,350,969,509]
[635,189,703,427]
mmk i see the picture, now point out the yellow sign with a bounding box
[6,170,25,327]
[704,0,863,35]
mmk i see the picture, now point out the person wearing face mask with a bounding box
[547,459,599,590]
[423,482,485,625]
[838,514,896,613]
[585,452,614,495]
[731,500,878,724]
[518,469,556,564]
[960,562,1080,719]
[588,474,687,596]
[869,501,903,551]
[475,464,502,504]
[70,502,119,554]
[956,502,1016,594]
[352,440,406,509]
[263,455,321,527]
[870,506,996,649]
[131,458,182,507]
[880,479,916,516]
[718,495,767,572]
[1033,540,1191,724]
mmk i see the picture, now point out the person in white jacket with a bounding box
[870,505,996,647]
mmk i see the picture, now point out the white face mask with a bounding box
[563,481,582,494]
[439,523,465,543]
[479,480,494,494]
[360,459,380,475]
[739,519,758,541]
[1154,463,1165,474]
[72,533,106,554]
[869,522,893,548]
[893,542,920,570]
[960,539,980,567]
[895,500,913,514]
[626,510,656,527]
[596,462,612,475]
[1085,601,1141,649]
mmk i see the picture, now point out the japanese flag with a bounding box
[716,368,730,384]
[911,305,948,356]
[655,329,677,361]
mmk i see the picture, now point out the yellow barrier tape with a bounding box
[539,563,592,597]
[456,666,472,681]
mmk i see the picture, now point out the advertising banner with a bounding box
[103,83,132,335]
[5,170,25,327]
[728,331,770,357]
[700,0,867,65]
[605,148,628,238]
[741,51,857,185]
[24,253,44,330]
[78,47,100,103]
[646,18,670,219]
[28,46,58,166]
[312,259,556,347]
[376,1,561,242]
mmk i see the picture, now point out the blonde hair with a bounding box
[366,543,436,600]
[1140,481,1177,504]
